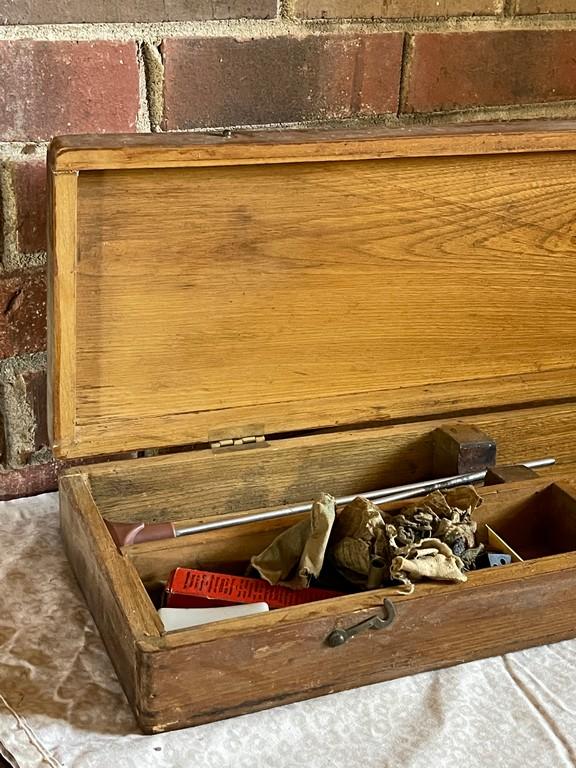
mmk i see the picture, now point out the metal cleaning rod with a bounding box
[106,458,555,547]
[173,456,555,537]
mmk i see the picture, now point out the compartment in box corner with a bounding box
[475,482,576,561]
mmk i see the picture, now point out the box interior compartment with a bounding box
[106,470,576,630]
[121,479,576,585]
[477,482,576,560]
[76,409,576,632]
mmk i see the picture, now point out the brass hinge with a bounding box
[51,169,79,176]
[210,435,267,453]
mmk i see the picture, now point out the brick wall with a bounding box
[1,1,576,499]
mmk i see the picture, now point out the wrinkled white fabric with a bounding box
[1,493,576,768]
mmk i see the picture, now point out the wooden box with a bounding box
[48,122,576,733]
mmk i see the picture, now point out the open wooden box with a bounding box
[48,123,576,733]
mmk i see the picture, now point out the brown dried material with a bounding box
[333,496,382,541]
[332,486,482,590]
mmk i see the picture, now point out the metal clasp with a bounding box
[326,599,396,647]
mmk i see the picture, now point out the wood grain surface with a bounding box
[50,136,576,458]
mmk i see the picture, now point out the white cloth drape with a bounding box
[1,492,575,768]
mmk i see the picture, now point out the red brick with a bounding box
[10,162,47,254]
[162,34,404,129]
[404,31,576,114]
[0,41,140,141]
[294,0,500,17]
[516,1,576,10]
[0,0,276,23]
[0,269,46,358]
[23,369,48,453]
[0,461,57,500]
[0,454,139,499]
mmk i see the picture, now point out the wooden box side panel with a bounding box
[48,121,576,171]
[59,473,162,717]
[137,557,576,732]
[47,170,78,456]
[87,401,576,527]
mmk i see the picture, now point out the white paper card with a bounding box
[158,602,269,632]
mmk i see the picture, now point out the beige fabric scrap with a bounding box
[250,492,336,589]
[390,538,467,586]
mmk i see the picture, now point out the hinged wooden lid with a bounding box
[48,122,576,459]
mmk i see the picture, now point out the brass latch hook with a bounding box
[326,599,397,647]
